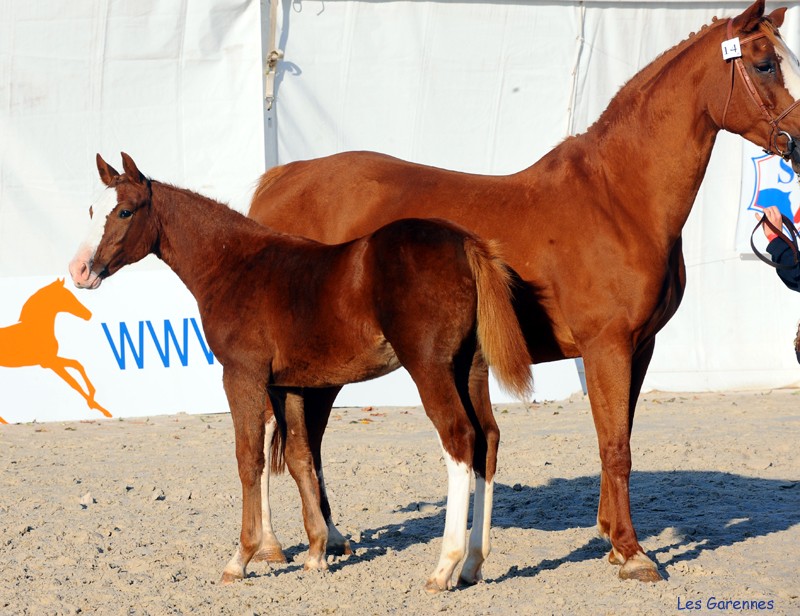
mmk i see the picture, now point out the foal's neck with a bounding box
[150,182,274,297]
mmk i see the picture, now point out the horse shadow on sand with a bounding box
[276,470,799,582]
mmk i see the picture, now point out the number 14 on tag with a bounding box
[722,37,742,60]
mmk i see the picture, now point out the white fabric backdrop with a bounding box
[1,1,798,421]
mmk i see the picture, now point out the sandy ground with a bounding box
[0,389,798,615]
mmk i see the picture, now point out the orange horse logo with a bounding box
[0,278,111,423]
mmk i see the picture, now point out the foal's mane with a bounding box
[152,179,321,248]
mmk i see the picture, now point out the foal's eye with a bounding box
[119,209,133,219]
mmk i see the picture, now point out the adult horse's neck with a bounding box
[540,19,727,249]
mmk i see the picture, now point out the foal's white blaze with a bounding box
[776,38,800,101]
[70,188,119,288]
[82,188,119,258]
[427,439,471,591]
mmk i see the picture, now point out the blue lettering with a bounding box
[190,317,215,365]
[146,319,190,367]
[777,157,796,184]
[101,321,145,370]
[102,318,215,369]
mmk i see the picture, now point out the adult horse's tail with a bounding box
[464,237,533,400]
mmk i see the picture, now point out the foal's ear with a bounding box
[732,0,765,34]
[96,153,119,186]
[120,152,145,185]
[767,7,787,28]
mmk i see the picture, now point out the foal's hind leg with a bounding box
[277,389,329,571]
[303,386,352,556]
[406,365,475,593]
[458,353,499,586]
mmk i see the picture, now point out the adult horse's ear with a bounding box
[96,153,119,186]
[120,152,145,185]
[767,7,787,28]
[732,0,765,34]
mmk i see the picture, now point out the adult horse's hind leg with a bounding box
[221,368,266,584]
[458,351,499,586]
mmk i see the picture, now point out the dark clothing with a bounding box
[767,237,800,291]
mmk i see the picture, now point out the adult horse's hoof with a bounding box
[618,552,662,582]
[251,545,287,564]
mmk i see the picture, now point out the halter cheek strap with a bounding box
[720,19,800,158]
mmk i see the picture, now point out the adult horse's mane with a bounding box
[587,19,728,135]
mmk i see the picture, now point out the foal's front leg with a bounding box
[220,367,266,584]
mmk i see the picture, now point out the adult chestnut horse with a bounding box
[69,153,532,591]
[248,1,800,582]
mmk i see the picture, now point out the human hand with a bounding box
[757,206,783,241]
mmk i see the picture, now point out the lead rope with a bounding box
[264,0,283,111]
[750,212,800,269]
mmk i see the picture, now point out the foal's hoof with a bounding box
[607,549,623,566]
[327,539,352,557]
[220,571,243,586]
[251,545,287,564]
[303,557,329,572]
[618,553,662,582]
[424,578,450,594]
[457,573,483,587]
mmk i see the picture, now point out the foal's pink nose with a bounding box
[68,258,100,289]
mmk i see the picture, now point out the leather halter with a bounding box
[720,19,800,159]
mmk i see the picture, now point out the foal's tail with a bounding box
[465,238,533,400]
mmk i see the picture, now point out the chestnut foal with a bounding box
[69,153,532,591]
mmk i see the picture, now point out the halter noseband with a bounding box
[720,19,800,160]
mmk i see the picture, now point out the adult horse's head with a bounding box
[714,1,800,172]
[69,153,155,289]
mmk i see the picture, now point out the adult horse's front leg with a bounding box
[220,368,266,584]
[583,339,661,582]
[597,337,657,574]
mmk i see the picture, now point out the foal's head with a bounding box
[69,153,156,289]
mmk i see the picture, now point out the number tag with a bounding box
[722,37,742,60]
